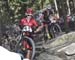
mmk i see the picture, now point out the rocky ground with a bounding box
[35,32,75,60]
[1,30,75,60]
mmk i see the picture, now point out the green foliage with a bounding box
[0,0,54,25]
[20,0,28,2]
[0,0,24,24]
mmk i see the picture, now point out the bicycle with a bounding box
[15,26,35,60]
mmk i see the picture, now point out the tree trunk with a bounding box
[66,0,71,15]
[73,0,75,8]
[54,0,59,18]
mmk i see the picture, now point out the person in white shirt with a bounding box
[0,46,29,60]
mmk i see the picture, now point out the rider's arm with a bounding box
[19,18,25,29]
[34,25,43,33]
[32,19,38,27]
[32,19,43,33]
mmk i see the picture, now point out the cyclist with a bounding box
[19,8,42,33]
[19,8,42,59]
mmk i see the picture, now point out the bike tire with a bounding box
[54,23,62,33]
[50,23,62,38]
[15,36,35,60]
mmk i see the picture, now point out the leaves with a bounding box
[0,0,53,25]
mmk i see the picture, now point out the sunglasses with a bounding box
[27,15,32,16]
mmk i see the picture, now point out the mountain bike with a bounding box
[15,26,35,60]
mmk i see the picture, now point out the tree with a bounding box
[0,0,54,25]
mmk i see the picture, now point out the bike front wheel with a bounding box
[15,36,35,60]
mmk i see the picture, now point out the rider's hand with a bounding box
[34,31,37,34]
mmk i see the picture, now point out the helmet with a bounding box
[25,8,33,16]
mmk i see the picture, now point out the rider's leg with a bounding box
[26,50,31,59]
[45,24,51,39]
